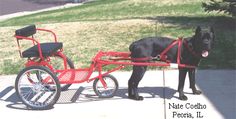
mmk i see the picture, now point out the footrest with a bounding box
[58,70,90,84]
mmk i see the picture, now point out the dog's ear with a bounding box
[194,26,202,39]
[195,26,201,35]
[210,26,214,34]
[210,26,215,41]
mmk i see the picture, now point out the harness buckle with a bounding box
[155,55,168,61]
[156,55,161,60]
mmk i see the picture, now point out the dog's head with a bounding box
[193,26,214,58]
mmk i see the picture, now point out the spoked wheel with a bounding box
[49,54,75,91]
[15,66,61,110]
[93,74,118,98]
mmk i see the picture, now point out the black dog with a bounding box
[128,26,214,100]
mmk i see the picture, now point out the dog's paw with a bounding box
[179,95,188,101]
[128,95,144,101]
[193,90,202,95]
[136,96,144,100]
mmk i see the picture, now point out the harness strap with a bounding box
[183,40,200,58]
[122,39,181,62]
[159,40,179,62]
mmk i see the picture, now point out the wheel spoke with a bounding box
[21,89,34,100]
[93,75,118,98]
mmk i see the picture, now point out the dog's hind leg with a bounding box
[188,69,202,95]
[178,68,188,100]
[128,66,147,100]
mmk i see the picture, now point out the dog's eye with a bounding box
[203,39,209,44]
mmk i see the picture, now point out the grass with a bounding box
[0,0,206,26]
[0,0,235,74]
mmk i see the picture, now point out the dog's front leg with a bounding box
[188,69,202,95]
[178,68,188,100]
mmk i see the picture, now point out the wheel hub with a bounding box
[33,83,44,92]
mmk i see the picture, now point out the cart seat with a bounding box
[22,42,63,58]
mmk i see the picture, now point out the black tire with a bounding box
[49,54,74,91]
[93,74,118,98]
[15,66,61,110]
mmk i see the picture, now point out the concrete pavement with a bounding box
[0,0,70,16]
[0,0,87,21]
[0,70,235,119]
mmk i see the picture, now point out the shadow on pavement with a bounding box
[0,85,176,110]
[57,86,176,104]
[0,86,29,110]
[196,70,236,119]
[0,86,21,102]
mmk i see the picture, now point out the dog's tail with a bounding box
[129,42,137,52]
[129,42,139,58]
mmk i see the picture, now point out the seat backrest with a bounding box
[15,24,36,37]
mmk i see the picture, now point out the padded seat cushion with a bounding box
[22,42,63,58]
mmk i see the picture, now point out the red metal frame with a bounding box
[15,27,196,86]
[36,28,57,42]
[15,35,44,59]
[57,37,195,84]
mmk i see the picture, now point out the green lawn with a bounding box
[0,0,207,26]
[0,0,235,74]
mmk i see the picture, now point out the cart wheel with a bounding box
[15,66,61,110]
[93,74,118,98]
[50,54,74,91]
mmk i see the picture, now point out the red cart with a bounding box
[14,25,195,110]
